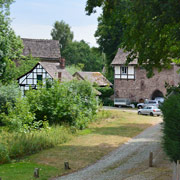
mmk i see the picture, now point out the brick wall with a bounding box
[114,65,180,102]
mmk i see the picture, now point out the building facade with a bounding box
[17,38,73,95]
[111,48,180,102]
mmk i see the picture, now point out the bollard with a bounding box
[149,152,153,167]
[34,168,39,178]
[64,162,71,170]
[177,160,180,180]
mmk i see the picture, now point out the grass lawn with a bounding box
[0,110,161,180]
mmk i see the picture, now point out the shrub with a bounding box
[0,83,21,125]
[102,97,114,106]
[0,83,20,112]
[25,80,98,129]
[0,143,10,164]
[96,86,114,98]
[160,94,180,162]
[0,97,35,131]
[95,87,114,106]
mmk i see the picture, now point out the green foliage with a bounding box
[85,0,180,77]
[95,86,114,106]
[66,64,83,75]
[14,56,39,79]
[86,0,126,78]
[96,86,113,98]
[51,20,73,52]
[0,162,59,180]
[160,93,180,162]
[0,143,10,164]
[0,83,20,119]
[63,40,104,71]
[0,126,72,162]
[0,0,23,82]
[0,97,35,131]
[25,80,98,129]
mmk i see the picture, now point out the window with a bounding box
[121,67,127,74]
[37,75,42,84]
[37,75,42,81]
[115,66,135,80]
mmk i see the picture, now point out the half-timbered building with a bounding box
[17,38,73,95]
[17,60,73,95]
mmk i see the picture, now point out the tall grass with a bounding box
[0,126,73,164]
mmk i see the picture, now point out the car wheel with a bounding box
[150,112,154,116]
[138,105,142,109]
[138,111,141,115]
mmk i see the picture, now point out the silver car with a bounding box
[138,106,161,116]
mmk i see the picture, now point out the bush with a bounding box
[0,83,20,112]
[160,94,180,162]
[102,98,114,106]
[0,143,10,164]
[0,83,21,125]
[25,80,98,129]
[95,87,114,106]
[0,97,35,131]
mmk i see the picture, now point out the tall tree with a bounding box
[0,0,23,83]
[86,0,127,78]
[85,0,180,77]
[51,20,74,54]
[63,40,104,72]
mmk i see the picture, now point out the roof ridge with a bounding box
[22,38,59,42]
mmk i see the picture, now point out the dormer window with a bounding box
[115,65,135,80]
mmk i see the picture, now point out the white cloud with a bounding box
[11,23,98,47]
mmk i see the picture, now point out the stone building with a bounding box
[111,48,180,102]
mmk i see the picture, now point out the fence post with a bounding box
[172,162,177,180]
[34,168,39,178]
[149,152,153,167]
[64,162,71,170]
[177,160,180,180]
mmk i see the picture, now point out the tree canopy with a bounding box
[51,20,104,72]
[85,0,180,77]
[63,40,104,72]
[0,0,23,83]
[51,20,74,54]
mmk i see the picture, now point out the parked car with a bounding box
[155,97,164,103]
[114,98,135,108]
[138,106,161,116]
[137,99,159,109]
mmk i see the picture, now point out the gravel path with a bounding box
[56,121,163,180]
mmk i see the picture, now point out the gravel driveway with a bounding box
[56,121,165,180]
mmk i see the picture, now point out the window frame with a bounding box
[114,65,135,80]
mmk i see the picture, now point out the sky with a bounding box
[10,0,101,47]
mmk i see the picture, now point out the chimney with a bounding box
[60,58,65,69]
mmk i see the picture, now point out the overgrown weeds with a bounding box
[0,126,73,164]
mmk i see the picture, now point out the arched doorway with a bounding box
[151,90,164,100]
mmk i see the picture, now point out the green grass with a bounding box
[0,110,162,179]
[0,162,59,180]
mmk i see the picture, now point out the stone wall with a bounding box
[114,65,180,102]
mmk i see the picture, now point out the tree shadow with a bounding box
[90,123,152,137]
